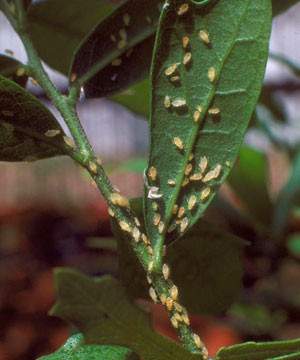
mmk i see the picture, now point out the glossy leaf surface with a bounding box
[51,268,202,360]
[27,0,113,74]
[37,334,133,360]
[0,55,28,87]
[0,75,66,162]
[70,0,162,97]
[144,0,272,248]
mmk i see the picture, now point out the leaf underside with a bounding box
[0,55,28,88]
[144,0,272,248]
[0,75,66,162]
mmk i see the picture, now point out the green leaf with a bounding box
[287,233,300,258]
[0,75,66,162]
[0,55,28,87]
[27,0,113,75]
[70,0,163,97]
[37,334,133,360]
[215,339,300,360]
[227,146,272,225]
[113,197,246,315]
[51,268,202,360]
[144,0,272,248]
[272,0,300,17]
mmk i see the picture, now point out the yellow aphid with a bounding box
[226,160,231,167]
[148,260,154,272]
[174,302,183,312]
[119,29,127,40]
[200,187,211,201]
[182,312,190,325]
[120,221,132,233]
[154,213,161,226]
[162,264,170,280]
[110,193,129,207]
[160,293,166,305]
[178,207,185,218]
[193,333,202,349]
[31,79,38,86]
[158,221,164,234]
[173,204,178,214]
[117,39,127,49]
[188,195,197,210]
[149,287,157,303]
[171,316,179,328]
[89,161,98,174]
[63,136,76,149]
[45,129,60,137]
[146,15,152,24]
[135,217,141,226]
[190,173,203,181]
[147,275,152,284]
[199,29,210,44]
[174,312,183,322]
[108,207,115,217]
[133,227,140,243]
[142,234,148,244]
[152,202,158,211]
[168,179,176,186]
[185,163,193,175]
[199,156,208,173]
[178,3,189,15]
[173,137,183,150]
[182,178,189,187]
[16,67,25,76]
[167,221,177,233]
[164,95,171,108]
[148,246,154,255]
[123,13,130,26]
[165,64,177,76]
[112,58,122,66]
[170,75,180,82]
[208,108,220,115]
[172,99,186,107]
[194,110,201,122]
[170,285,178,301]
[125,48,133,57]
[166,297,173,311]
[183,52,192,65]
[96,157,102,165]
[110,34,117,42]
[208,67,216,82]
[149,166,157,181]
[180,217,189,232]
[203,164,222,183]
[5,49,14,56]
[70,73,77,82]
[183,36,190,48]
[189,153,194,161]
[162,245,167,256]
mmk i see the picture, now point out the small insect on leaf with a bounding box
[158,221,164,233]
[149,166,157,181]
[208,67,216,82]
[162,263,170,280]
[170,285,178,301]
[154,213,161,226]
[180,217,189,232]
[178,206,185,218]
[188,195,197,210]
[200,187,211,201]
[199,156,208,173]
[177,3,189,16]
[183,52,192,65]
[119,221,132,233]
[164,95,171,108]
[172,99,186,108]
[133,227,140,243]
[45,129,60,137]
[149,287,157,303]
[166,297,173,311]
[182,36,190,48]
[171,316,179,328]
[208,108,220,115]
[199,29,210,44]
[165,64,178,76]
[160,293,166,305]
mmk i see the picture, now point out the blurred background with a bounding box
[1,1,300,359]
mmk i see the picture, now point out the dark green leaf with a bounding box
[37,334,133,360]
[113,197,246,315]
[227,146,272,225]
[272,0,300,17]
[215,339,300,360]
[144,0,272,248]
[70,0,163,97]
[51,268,202,360]
[27,0,113,74]
[0,75,66,162]
[0,55,28,87]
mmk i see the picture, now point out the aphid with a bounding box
[119,28,127,40]
[174,312,183,322]
[164,95,171,108]
[148,246,154,255]
[1,110,13,117]
[188,195,197,210]
[208,107,220,115]
[112,58,122,66]
[178,207,185,218]
[134,217,141,226]
[70,73,77,82]
[110,193,129,207]
[125,48,133,57]
[171,316,179,328]
[174,302,183,312]
[170,75,180,82]
[149,166,157,181]
[199,156,208,173]
[189,153,194,161]
[208,67,216,82]
[165,64,177,76]
[182,36,190,48]
[5,49,14,56]
[178,3,189,15]
[170,285,178,301]
[185,163,193,175]
[96,157,102,166]
[108,207,115,217]
[202,164,222,183]
[172,99,186,108]
[182,178,189,187]
[162,264,170,280]
[142,234,148,244]
[166,297,173,311]
[63,136,76,149]
[182,312,190,325]
[117,39,127,49]
[162,245,167,256]
[183,52,192,65]
[123,13,130,26]
[193,333,202,349]
[89,161,98,174]
[152,202,158,211]
[200,187,211,201]
[199,29,210,44]
[168,179,176,186]
[226,160,231,167]
[149,287,157,303]
[154,213,161,226]
[167,222,177,233]
[180,217,189,232]
[176,219,183,225]
[45,129,60,137]
[148,260,154,272]
[148,187,163,199]
[160,293,166,305]
[173,137,183,150]
[158,221,164,234]
[190,173,203,181]
[194,110,201,122]
[16,67,25,76]
[147,275,152,284]
[197,105,203,113]
[173,204,178,214]
[120,221,132,233]
[133,227,140,243]
[146,15,152,24]
[110,34,117,42]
